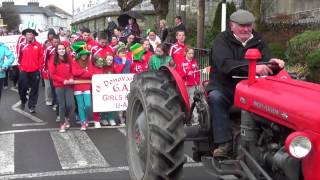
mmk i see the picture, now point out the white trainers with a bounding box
[64,121,70,129]
[46,101,53,106]
[56,116,60,122]
[94,122,101,128]
[109,119,117,126]
[52,105,58,111]
[59,124,66,133]
[80,123,87,131]
[100,119,109,126]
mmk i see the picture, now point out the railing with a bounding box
[194,48,211,82]
[73,0,154,23]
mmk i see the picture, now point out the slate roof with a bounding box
[14,5,55,17]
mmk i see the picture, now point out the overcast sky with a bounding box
[2,0,92,15]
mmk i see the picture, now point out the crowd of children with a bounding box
[11,17,200,133]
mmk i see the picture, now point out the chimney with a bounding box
[2,0,14,8]
[28,0,39,7]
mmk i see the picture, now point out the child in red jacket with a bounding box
[71,41,93,131]
[49,43,74,132]
[176,47,200,121]
[91,32,114,128]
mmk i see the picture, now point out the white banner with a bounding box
[0,31,48,56]
[92,74,134,112]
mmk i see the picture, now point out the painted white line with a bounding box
[11,101,43,123]
[0,134,14,175]
[186,155,195,163]
[50,131,109,170]
[0,163,203,179]
[0,126,125,135]
[12,122,48,127]
[9,87,18,93]
[118,127,127,136]
[0,166,128,180]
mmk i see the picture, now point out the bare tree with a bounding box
[150,0,170,28]
[0,6,21,32]
[197,0,205,48]
[150,0,170,19]
[118,0,143,12]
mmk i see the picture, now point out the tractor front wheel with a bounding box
[126,71,186,180]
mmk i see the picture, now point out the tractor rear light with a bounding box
[285,132,312,159]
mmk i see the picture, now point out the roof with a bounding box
[14,5,55,17]
[45,5,72,17]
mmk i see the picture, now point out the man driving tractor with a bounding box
[207,9,285,159]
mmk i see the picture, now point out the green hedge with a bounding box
[286,31,320,82]
[285,31,320,65]
[269,42,286,60]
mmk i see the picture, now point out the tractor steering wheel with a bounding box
[231,61,283,78]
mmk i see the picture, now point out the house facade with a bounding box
[1,1,72,31]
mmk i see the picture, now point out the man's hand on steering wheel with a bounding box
[256,58,285,76]
[269,58,285,69]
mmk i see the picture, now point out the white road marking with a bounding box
[11,101,43,123]
[12,122,47,127]
[118,127,127,136]
[0,134,14,175]
[0,163,203,179]
[50,131,109,169]
[0,126,125,135]
[9,87,18,93]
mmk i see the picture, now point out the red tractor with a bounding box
[126,49,320,180]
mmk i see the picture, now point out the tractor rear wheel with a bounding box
[126,71,186,180]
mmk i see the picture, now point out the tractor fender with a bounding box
[160,66,191,113]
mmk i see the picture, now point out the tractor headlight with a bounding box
[285,132,312,159]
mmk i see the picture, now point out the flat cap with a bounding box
[230,9,255,24]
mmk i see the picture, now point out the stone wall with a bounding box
[265,0,320,23]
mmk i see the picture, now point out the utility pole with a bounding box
[72,0,75,19]
[197,0,205,48]
[221,0,227,32]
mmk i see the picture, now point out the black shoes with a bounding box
[20,102,25,110]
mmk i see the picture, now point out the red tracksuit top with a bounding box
[130,60,148,74]
[108,42,118,55]
[16,35,26,61]
[91,44,113,74]
[71,58,93,91]
[169,42,187,65]
[176,57,200,87]
[49,56,73,88]
[18,40,44,72]
[42,45,55,79]
[86,38,96,51]
[130,51,153,74]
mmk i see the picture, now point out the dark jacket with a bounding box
[206,29,272,98]
[168,23,186,43]
[159,28,168,42]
